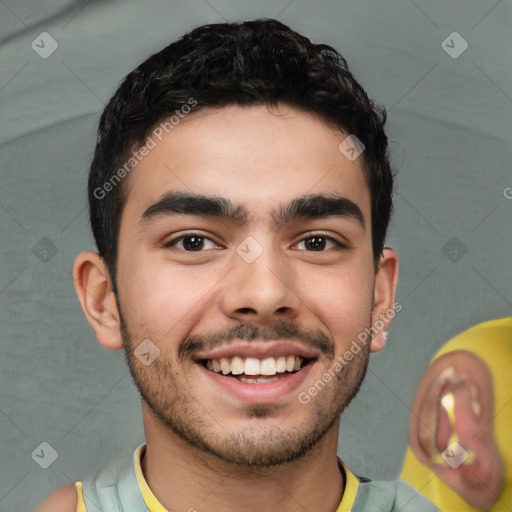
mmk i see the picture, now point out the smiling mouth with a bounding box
[201,355,311,384]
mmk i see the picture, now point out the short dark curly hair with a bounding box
[88,18,393,285]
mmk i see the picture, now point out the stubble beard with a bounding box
[118,305,371,468]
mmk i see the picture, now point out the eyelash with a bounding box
[163,232,346,252]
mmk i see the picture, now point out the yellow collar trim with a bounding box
[336,458,359,512]
[133,444,360,512]
[133,444,170,512]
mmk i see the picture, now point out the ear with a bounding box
[370,247,399,353]
[409,351,504,510]
[73,251,123,350]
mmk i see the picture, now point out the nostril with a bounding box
[237,308,256,314]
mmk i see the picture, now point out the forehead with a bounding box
[121,103,370,226]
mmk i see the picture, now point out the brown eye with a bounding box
[297,235,341,251]
[182,236,205,251]
[305,236,327,251]
[165,234,218,251]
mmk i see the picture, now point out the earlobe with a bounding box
[72,251,123,350]
[369,331,387,353]
[370,248,399,353]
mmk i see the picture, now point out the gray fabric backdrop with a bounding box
[1,1,511,510]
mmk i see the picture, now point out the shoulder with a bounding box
[392,478,440,511]
[34,484,78,512]
[355,477,440,511]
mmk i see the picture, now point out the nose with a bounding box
[219,239,301,325]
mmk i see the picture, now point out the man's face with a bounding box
[115,104,376,466]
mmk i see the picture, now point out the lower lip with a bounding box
[197,361,314,403]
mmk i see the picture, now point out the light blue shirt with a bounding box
[78,445,440,511]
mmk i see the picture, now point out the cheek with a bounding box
[118,257,221,336]
[299,264,374,328]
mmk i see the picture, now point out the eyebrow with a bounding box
[140,191,365,230]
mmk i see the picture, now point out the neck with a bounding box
[140,411,344,512]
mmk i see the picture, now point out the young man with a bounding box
[37,19,438,511]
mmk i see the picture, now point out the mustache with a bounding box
[179,320,334,360]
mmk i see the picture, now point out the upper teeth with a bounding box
[206,355,303,376]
